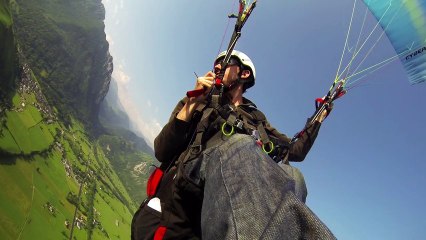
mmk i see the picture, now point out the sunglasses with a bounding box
[214,57,241,68]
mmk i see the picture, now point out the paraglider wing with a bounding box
[363,0,426,84]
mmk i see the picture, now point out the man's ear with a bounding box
[240,69,251,79]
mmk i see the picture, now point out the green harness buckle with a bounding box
[262,141,274,154]
[221,122,235,136]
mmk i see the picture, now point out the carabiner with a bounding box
[221,122,234,136]
[262,141,274,154]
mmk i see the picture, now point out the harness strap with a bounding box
[181,98,286,164]
[237,106,275,153]
[182,107,215,164]
[221,109,244,136]
[194,107,214,140]
[256,122,274,153]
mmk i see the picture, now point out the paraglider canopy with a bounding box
[363,0,426,84]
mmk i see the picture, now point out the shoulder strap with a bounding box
[236,105,274,153]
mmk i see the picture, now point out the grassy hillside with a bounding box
[0,73,137,239]
[98,133,156,204]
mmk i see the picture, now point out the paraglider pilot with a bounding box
[132,50,336,240]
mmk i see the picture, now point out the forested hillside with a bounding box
[0,0,156,239]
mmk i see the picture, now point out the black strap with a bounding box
[179,98,290,164]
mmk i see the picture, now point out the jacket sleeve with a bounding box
[154,98,193,163]
[266,119,321,162]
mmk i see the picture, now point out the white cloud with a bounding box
[134,118,162,148]
[112,3,119,19]
[113,64,130,85]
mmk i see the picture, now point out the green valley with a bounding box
[0,0,156,239]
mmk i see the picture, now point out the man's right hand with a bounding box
[178,71,216,122]
[192,71,215,99]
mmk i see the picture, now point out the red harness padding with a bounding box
[146,168,164,198]
[153,226,167,240]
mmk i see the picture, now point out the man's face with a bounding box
[214,58,241,87]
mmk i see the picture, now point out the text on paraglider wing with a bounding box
[405,46,426,61]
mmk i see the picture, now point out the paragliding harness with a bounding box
[131,85,340,240]
[186,98,290,162]
[131,97,293,240]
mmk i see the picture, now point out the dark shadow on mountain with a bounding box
[0,5,20,117]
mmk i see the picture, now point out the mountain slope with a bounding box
[99,78,157,204]
[0,0,156,239]
[0,0,19,108]
[12,0,112,132]
[99,78,131,131]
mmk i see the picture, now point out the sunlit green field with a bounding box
[0,93,136,239]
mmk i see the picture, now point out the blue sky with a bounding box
[102,0,426,239]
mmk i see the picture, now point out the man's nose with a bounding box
[214,64,222,74]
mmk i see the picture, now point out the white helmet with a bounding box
[215,50,256,90]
